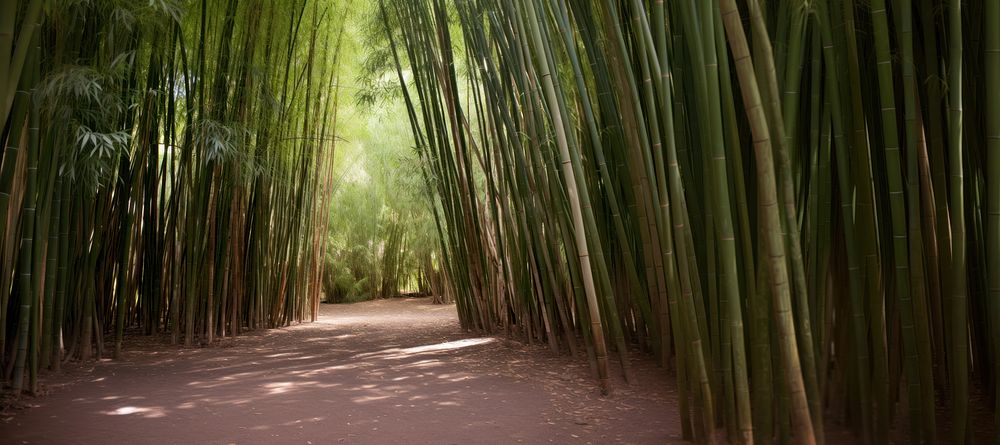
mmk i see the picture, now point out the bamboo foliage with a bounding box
[1,0,345,391]
[376,0,1000,443]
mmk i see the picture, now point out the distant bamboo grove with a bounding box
[376,0,999,444]
[1,0,344,398]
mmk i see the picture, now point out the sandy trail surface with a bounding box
[0,298,682,444]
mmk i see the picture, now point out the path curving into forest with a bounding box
[0,298,680,444]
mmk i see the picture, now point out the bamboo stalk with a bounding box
[719,0,815,442]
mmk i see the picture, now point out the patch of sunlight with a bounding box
[263,380,321,395]
[355,338,496,361]
[264,381,296,395]
[353,395,391,403]
[220,371,265,381]
[264,352,297,358]
[399,337,495,354]
[435,373,472,382]
[104,406,167,418]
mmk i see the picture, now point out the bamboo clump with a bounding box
[376,0,1000,443]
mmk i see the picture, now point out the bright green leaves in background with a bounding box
[324,97,442,303]
[322,11,443,303]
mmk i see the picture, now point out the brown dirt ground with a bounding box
[3,298,991,444]
[0,298,685,444]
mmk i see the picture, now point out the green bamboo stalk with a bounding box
[947,0,969,441]
[742,2,822,437]
[39,173,61,370]
[719,0,815,442]
[11,34,38,391]
[520,0,610,393]
[52,179,71,371]
[869,2,923,440]
[898,0,937,439]
[682,1,752,440]
[0,0,42,128]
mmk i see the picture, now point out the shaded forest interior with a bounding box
[1,0,1000,444]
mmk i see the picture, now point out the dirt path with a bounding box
[0,298,682,444]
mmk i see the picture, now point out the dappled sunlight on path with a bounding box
[0,298,680,444]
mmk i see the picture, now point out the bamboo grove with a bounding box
[1,0,345,396]
[377,0,1000,443]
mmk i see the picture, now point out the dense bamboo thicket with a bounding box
[1,0,344,393]
[321,98,446,304]
[374,0,999,443]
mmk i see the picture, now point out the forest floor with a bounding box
[0,298,683,444]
